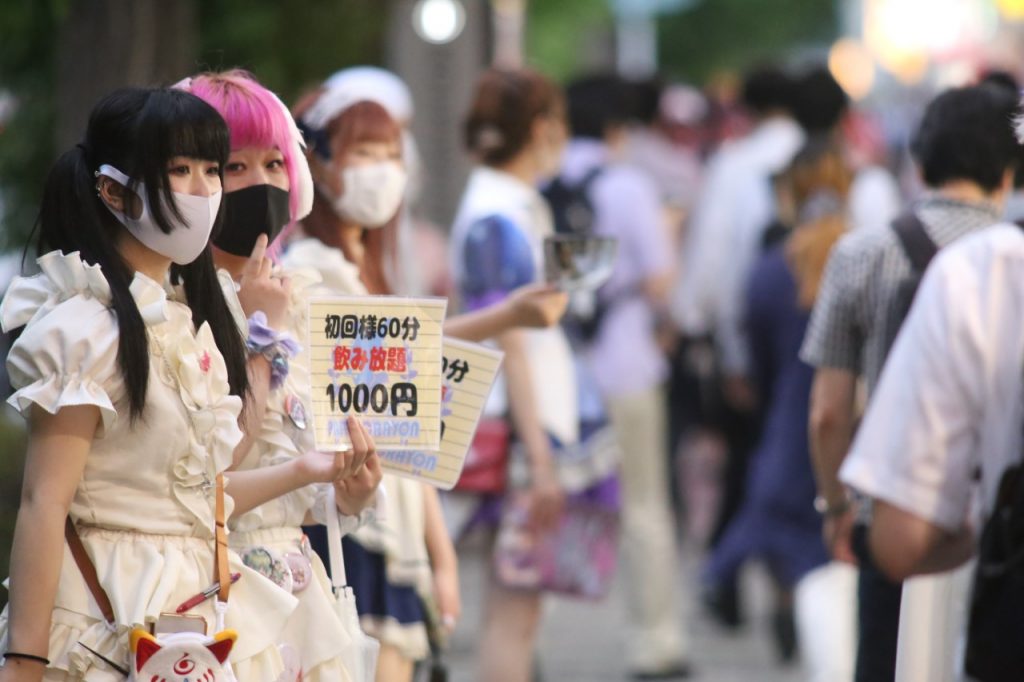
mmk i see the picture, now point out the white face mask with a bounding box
[330,161,408,228]
[97,164,221,265]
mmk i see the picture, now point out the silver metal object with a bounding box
[543,235,618,292]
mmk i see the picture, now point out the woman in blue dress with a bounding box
[703,138,858,681]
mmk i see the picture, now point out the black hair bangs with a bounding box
[148,89,230,165]
[131,89,229,235]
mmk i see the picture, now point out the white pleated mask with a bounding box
[329,161,408,228]
[97,164,221,265]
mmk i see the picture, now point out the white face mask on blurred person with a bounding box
[331,161,408,228]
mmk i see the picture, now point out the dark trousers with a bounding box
[709,405,761,548]
[852,522,903,682]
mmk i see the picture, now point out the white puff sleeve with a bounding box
[0,252,130,435]
[6,295,122,434]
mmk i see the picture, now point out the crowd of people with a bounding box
[0,49,1023,682]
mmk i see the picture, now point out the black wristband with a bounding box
[3,651,50,666]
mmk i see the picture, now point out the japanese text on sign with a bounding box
[309,296,447,452]
[378,338,504,488]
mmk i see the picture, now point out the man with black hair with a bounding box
[802,83,1021,682]
[678,65,803,388]
[623,78,705,218]
[558,74,690,680]
[787,66,901,236]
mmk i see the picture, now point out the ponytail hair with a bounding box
[34,87,248,421]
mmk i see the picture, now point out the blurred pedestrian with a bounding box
[704,138,858,676]
[788,66,901,235]
[836,220,1024,681]
[557,73,690,680]
[623,78,706,229]
[673,64,803,625]
[448,68,578,682]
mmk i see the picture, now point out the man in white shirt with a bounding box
[671,69,802,624]
[802,83,1022,682]
[841,222,1024,678]
[674,66,803,377]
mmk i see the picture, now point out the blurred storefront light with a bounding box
[412,0,466,44]
[998,0,1024,20]
[829,38,876,99]
[863,0,997,83]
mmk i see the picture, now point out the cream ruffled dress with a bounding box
[0,251,296,681]
[282,237,431,660]
[229,266,372,681]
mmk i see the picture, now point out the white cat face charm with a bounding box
[129,628,236,681]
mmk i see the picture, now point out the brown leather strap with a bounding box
[64,518,115,624]
[215,474,230,603]
[65,480,229,620]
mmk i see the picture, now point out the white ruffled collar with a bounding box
[0,250,170,332]
[1,251,244,530]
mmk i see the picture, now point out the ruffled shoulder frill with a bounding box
[0,251,170,435]
[280,238,366,296]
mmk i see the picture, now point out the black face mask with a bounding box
[215,184,291,256]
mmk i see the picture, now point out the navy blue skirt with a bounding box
[303,524,426,627]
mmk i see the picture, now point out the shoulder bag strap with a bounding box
[215,473,231,603]
[64,518,116,624]
[892,210,938,273]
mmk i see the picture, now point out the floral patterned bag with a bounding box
[493,474,620,600]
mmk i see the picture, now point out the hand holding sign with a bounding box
[295,416,378,484]
[333,416,384,517]
[334,452,383,517]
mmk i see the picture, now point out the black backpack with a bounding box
[964,461,1024,680]
[964,224,1024,679]
[543,167,603,237]
[884,211,938,356]
[541,168,609,341]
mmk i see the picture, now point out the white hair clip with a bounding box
[301,86,362,133]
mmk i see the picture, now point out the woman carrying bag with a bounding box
[0,86,374,682]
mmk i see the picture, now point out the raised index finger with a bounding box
[244,233,270,276]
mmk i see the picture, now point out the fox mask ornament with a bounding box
[129,628,236,682]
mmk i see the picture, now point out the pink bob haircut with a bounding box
[184,70,310,223]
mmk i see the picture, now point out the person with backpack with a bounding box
[555,74,688,680]
[801,83,1021,681]
[837,217,1024,681]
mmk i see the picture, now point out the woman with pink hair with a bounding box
[180,69,385,681]
[181,69,567,682]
